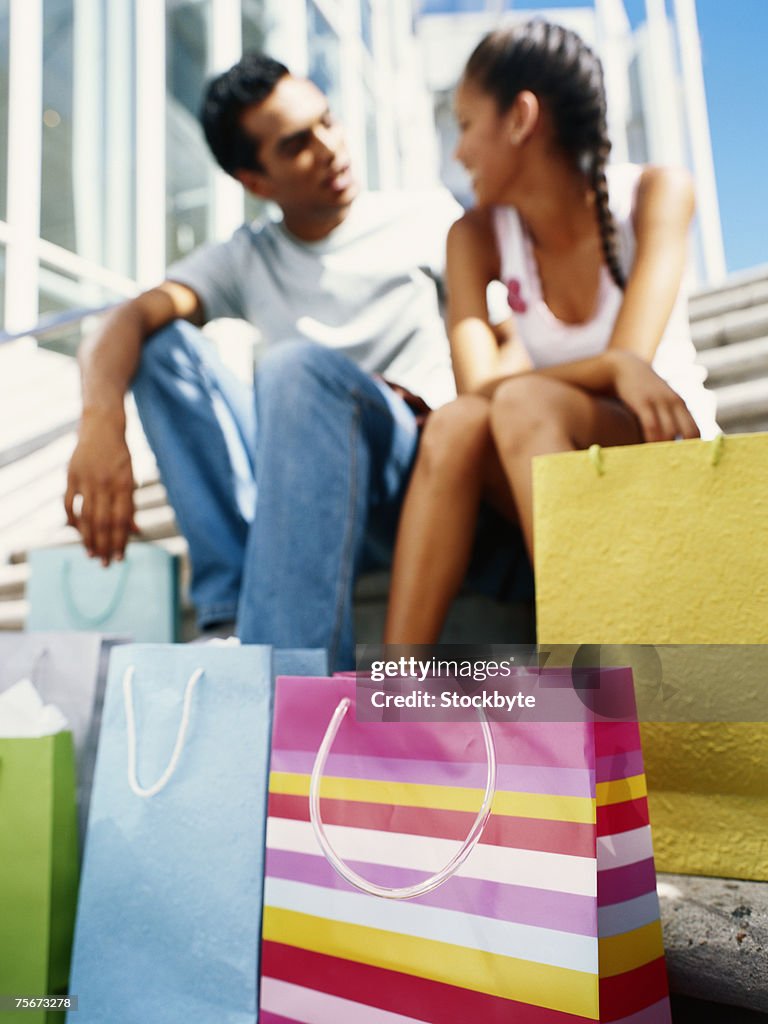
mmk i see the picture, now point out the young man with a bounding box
[65,53,461,669]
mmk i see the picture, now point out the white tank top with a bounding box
[492,163,718,438]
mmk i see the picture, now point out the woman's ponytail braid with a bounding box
[590,114,626,290]
[465,19,627,290]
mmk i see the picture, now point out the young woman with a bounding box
[384,19,718,644]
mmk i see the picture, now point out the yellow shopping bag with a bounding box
[533,433,768,881]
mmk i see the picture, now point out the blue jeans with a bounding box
[132,322,419,669]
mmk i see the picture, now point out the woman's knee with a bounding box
[416,395,491,479]
[489,376,575,453]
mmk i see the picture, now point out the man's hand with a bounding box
[610,350,699,442]
[64,410,139,565]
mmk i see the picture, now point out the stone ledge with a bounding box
[659,873,768,1013]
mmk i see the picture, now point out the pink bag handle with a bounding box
[309,697,497,900]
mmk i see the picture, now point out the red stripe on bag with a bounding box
[261,941,597,1024]
[594,722,642,758]
[598,857,657,905]
[267,792,596,857]
[596,796,650,836]
[599,957,669,1019]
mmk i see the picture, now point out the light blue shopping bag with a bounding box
[27,544,180,642]
[67,644,326,1024]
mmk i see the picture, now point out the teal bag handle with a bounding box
[61,556,131,626]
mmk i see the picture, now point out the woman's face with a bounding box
[453,77,515,206]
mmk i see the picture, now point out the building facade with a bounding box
[0,0,439,338]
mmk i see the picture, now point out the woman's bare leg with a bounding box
[384,395,501,644]
[489,376,642,560]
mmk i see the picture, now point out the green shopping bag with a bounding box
[0,733,79,1022]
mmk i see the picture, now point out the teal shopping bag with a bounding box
[0,733,79,1023]
[27,544,180,642]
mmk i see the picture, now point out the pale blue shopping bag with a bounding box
[27,543,180,642]
[67,643,325,1023]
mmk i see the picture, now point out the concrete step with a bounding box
[7,502,180,565]
[699,335,768,386]
[689,264,768,323]
[659,873,768,1014]
[0,598,26,631]
[0,561,28,599]
[692,302,768,351]
[714,378,768,431]
[0,341,82,465]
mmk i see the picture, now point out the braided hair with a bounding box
[464,20,626,290]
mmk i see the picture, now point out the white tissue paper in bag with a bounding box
[0,678,69,737]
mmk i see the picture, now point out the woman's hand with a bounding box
[608,350,699,442]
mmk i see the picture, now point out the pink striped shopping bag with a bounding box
[260,672,671,1023]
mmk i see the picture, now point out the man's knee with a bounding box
[133,319,204,391]
[256,340,360,405]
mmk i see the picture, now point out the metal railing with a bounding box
[0,303,120,348]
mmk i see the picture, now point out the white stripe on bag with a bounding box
[597,826,654,870]
[597,891,661,938]
[266,818,597,896]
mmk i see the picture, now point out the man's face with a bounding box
[236,76,358,220]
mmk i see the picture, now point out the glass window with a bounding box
[0,243,5,324]
[40,0,75,253]
[38,265,126,354]
[242,0,267,224]
[364,82,379,189]
[419,0,485,13]
[307,2,342,120]
[166,0,213,264]
[0,0,9,222]
[627,55,649,164]
[242,0,266,54]
[359,0,373,52]
[39,0,136,277]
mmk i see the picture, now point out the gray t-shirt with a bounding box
[167,189,462,409]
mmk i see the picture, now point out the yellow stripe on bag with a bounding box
[263,906,601,1019]
[269,772,595,825]
[598,921,665,977]
[596,774,648,807]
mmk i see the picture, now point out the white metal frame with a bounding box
[210,0,246,238]
[5,0,43,331]
[672,0,725,283]
[105,0,136,277]
[135,0,167,286]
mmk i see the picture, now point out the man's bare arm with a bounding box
[66,281,204,565]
